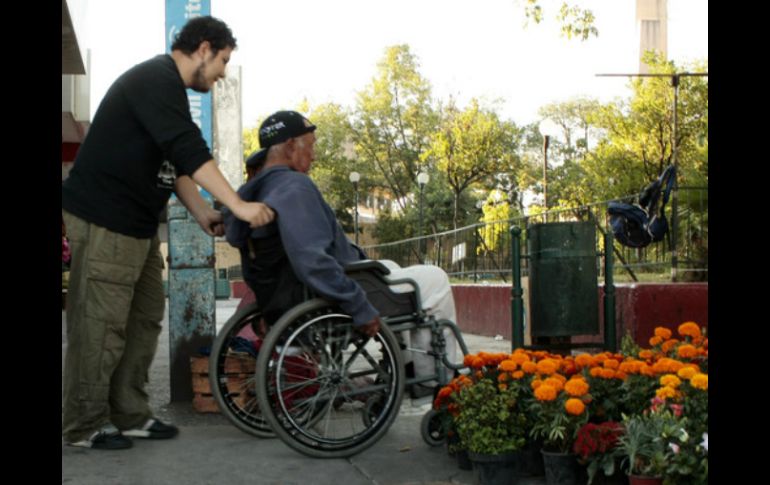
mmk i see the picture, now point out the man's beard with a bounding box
[189,63,210,93]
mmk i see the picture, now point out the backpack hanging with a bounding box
[607,165,676,248]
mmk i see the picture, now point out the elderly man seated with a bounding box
[224,110,457,394]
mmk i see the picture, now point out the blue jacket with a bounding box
[224,166,378,325]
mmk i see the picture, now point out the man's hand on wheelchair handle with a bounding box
[356,316,381,338]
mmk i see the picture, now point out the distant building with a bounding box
[636,0,668,73]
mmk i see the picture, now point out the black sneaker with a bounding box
[123,418,179,439]
[67,424,133,450]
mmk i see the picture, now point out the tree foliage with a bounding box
[520,0,599,40]
[424,99,523,228]
[351,45,440,212]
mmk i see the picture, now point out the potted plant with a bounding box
[573,421,627,485]
[528,372,591,485]
[617,404,681,485]
[453,376,527,485]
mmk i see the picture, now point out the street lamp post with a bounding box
[349,171,361,245]
[417,172,429,263]
[538,119,558,221]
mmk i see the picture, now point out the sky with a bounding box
[72,0,708,130]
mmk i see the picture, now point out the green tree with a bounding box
[520,0,598,40]
[582,53,709,203]
[351,45,440,212]
[424,99,522,229]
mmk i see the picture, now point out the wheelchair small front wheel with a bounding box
[420,408,447,447]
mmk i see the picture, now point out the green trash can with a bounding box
[527,222,599,337]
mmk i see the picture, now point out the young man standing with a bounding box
[61,16,274,449]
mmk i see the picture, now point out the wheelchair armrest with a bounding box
[344,259,391,276]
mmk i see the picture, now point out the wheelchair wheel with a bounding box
[209,302,274,438]
[255,298,405,458]
[420,408,447,447]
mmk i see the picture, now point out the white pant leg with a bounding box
[380,261,458,383]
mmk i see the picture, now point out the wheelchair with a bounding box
[209,259,469,458]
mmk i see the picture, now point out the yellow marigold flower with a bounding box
[655,327,673,339]
[649,336,663,346]
[600,368,616,379]
[544,377,564,392]
[564,378,589,397]
[691,373,708,390]
[522,361,538,374]
[677,367,697,380]
[677,344,698,359]
[565,398,586,415]
[575,353,594,368]
[656,386,677,399]
[678,322,702,339]
[603,359,620,370]
[589,367,603,378]
[499,360,518,372]
[660,374,682,388]
[534,384,558,401]
[536,359,558,375]
[512,370,524,379]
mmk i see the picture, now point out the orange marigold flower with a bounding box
[575,353,594,368]
[463,354,476,367]
[589,367,603,378]
[677,367,697,380]
[498,383,508,391]
[638,350,654,360]
[603,359,620,370]
[512,370,524,379]
[690,373,708,390]
[534,384,558,401]
[655,327,673,339]
[668,360,685,373]
[661,339,679,353]
[660,374,682,388]
[649,336,663,346]
[565,398,586,415]
[544,377,564,392]
[656,386,677,399]
[594,353,608,364]
[564,378,589,397]
[677,344,698,359]
[615,371,628,380]
[600,368,615,379]
[640,364,655,377]
[536,359,559,375]
[511,352,530,365]
[531,379,543,390]
[498,373,509,382]
[522,361,538,374]
[437,387,453,399]
[499,360,518,372]
[471,356,486,369]
[678,322,702,339]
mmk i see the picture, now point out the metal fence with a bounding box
[362,187,707,283]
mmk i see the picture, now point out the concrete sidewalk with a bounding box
[62,298,545,485]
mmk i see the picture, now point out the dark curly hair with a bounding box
[171,16,237,55]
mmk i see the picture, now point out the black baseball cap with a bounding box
[245,110,317,167]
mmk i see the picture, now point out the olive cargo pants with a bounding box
[62,211,165,443]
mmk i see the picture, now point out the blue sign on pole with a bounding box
[166,0,212,200]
